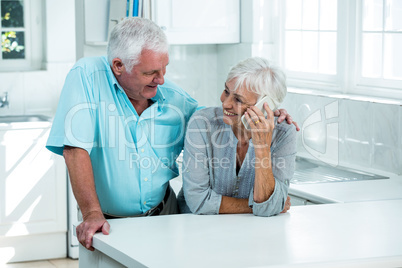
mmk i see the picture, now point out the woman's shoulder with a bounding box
[274,118,296,131]
[190,107,224,123]
[273,118,297,142]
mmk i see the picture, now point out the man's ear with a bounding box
[112,58,125,75]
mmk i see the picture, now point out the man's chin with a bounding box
[144,88,158,99]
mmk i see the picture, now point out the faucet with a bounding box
[0,92,9,108]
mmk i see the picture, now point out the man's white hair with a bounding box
[107,17,168,73]
[226,57,287,108]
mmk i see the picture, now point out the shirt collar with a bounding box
[151,86,166,110]
[107,65,123,93]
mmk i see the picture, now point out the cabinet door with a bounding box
[154,0,240,44]
[0,127,67,262]
[0,128,66,236]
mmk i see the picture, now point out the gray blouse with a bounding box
[178,107,297,217]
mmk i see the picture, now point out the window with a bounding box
[280,0,402,100]
[0,0,43,71]
[1,0,25,59]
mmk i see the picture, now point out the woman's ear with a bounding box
[111,58,125,76]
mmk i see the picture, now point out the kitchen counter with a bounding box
[289,168,402,204]
[78,199,402,268]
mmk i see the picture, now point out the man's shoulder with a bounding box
[159,79,198,106]
[72,56,109,73]
[159,79,188,96]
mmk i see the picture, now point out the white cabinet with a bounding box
[77,0,240,48]
[0,120,67,263]
[154,0,240,44]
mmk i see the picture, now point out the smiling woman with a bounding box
[178,57,296,217]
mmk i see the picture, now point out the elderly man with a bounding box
[46,17,297,251]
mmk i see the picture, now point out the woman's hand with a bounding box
[245,102,276,203]
[244,102,275,147]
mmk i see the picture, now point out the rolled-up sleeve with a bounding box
[248,124,297,217]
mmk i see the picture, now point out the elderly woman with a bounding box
[178,57,296,216]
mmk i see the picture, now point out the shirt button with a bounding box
[143,201,147,205]
[144,178,148,182]
[141,149,145,153]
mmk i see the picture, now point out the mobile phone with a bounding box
[241,96,277,130]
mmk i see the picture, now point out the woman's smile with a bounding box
[223,109,238,116]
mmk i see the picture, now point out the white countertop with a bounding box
[289,164,402,204]
[88,199,402,268]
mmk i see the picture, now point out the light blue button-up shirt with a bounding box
[46,56,198,216]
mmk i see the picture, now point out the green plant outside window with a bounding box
[1,0,25,59]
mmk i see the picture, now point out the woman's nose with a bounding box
[222,97,232,108]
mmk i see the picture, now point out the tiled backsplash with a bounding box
[0,63,74,117]
[165,45,219,107]
[281,92,402,175]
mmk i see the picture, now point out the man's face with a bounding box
[115,49,169,102]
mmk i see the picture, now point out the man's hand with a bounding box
[64,146,109,251]
[76,211,110,251]
[274,109,300,131]
[281,196,291,213]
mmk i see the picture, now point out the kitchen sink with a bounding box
[0,115,50,123]
[291,157,389,184]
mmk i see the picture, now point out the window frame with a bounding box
[0,0,43,72]
[279,0,340,91]
[353,0,402,99]
[278,0,402,100]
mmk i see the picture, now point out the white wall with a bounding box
[281,93,402,175]
[0,0,76,118]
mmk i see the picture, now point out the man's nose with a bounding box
[153,71,164,85]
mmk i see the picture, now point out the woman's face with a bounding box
[220,79,259,127]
